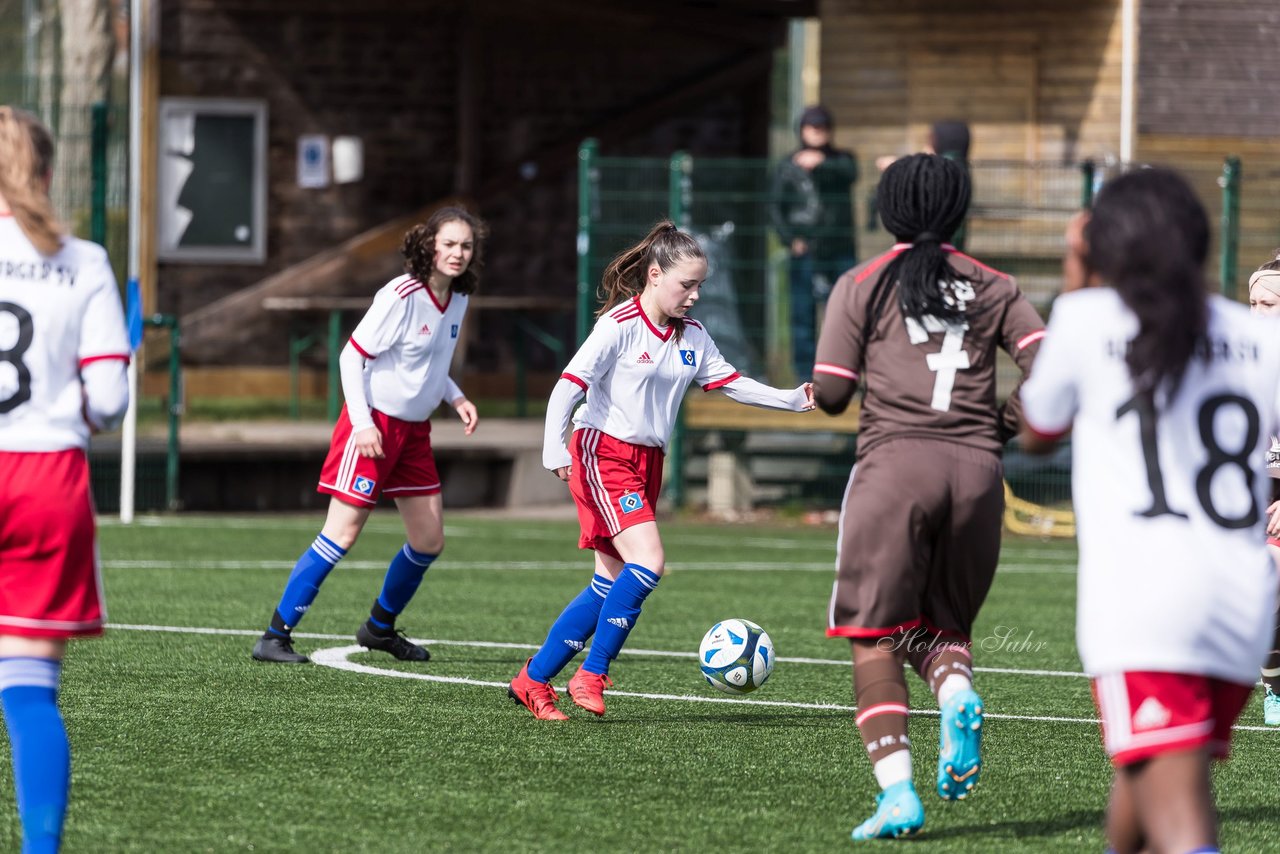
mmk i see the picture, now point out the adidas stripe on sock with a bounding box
[582,563,660,675]
[272,534,348,633]
[527,575,614,683]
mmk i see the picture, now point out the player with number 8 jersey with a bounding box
[0,105,130,854]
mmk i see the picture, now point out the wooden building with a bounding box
[817,0,1280,299]
[144,0,811,397]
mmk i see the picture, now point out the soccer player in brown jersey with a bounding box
[812,153,1045,840]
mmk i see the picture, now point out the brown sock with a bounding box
[904,630,973,699]
[851,643,910,765]
[1263,604,1280,694]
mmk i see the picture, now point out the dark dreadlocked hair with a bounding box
[1086,167,1208,400]
[863,153,976,339]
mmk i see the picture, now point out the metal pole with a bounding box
[120,0,147,523]
[575,138,598,346]
[327,309,343,422]
[1120,0,1136,164]
[667,151,691,509]
[90,101,108,245]
[1079,160,1096,209]
[1219,156,1241,300]
[163,315,181,510]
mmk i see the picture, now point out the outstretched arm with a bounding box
[716,376,814,412]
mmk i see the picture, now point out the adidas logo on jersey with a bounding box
[1132,696,1172,731]
[636,351,653,364]
[607,617,631,630]
[419,322,432,335]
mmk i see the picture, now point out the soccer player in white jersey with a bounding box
[507,221,814,720]
[1021,169,1280,854]
[1246,259,1280,726]
[0,106,130,854]
[252,207,483,664]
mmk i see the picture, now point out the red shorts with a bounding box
[568,428,663,560]
[317,407,441,507]
[0,450,103,638]
[1092,671,1254,766]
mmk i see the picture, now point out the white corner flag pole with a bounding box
[120,0,145,523]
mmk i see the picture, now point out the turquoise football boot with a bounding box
[850,780,925,841]
[1265,687,1280,727]
[937,688,983,800]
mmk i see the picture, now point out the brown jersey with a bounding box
[813,245,1044,455]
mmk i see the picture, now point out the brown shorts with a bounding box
[826,437,1003,642]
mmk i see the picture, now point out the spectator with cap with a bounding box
[769,104,858,382]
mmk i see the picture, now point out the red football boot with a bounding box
[508,659,569,721]
[568,667,614,716]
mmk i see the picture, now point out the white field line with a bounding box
[99,559,1075,573]
[106,623,1276,732]
[105,624,1083,679]
[98,516,1077,558]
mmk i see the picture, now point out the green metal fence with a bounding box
[578,140,1250,513]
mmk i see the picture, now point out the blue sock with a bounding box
[272,534,347,633]
[370,544,437,628]
[1,659,68,854]
[527,575,614,683]
[582,563,660,675]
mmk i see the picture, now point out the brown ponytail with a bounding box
[598,219,705,339]
[0,106,63,256]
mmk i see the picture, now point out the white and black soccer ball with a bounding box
[698,618,774,694]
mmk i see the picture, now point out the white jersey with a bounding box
[1022,289,1280,683]
[0,217,130,452]
[543,297,808,469]
[347,274,467,424]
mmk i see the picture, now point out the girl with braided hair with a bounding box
[508,221,813,721]
[813,153,1045,840]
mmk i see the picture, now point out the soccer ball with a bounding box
[698,619,774,694]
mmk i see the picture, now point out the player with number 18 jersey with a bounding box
[1022,290,1279,761]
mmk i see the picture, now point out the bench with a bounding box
[679,392,861,515]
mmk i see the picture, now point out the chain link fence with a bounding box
[577,140,1257,520]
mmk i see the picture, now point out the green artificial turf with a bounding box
[0,515,1273,851]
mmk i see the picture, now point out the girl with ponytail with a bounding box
[813,153,1046,840]
[1022,168,1280,853]
[508,220,814,721]
[0,105,131,853]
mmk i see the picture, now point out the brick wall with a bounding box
[158,0,781,366]
[1140,0,1280,138]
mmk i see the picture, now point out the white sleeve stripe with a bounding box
[0,658,60,691]
[1017,329,1046,350]
[814,363,858,380]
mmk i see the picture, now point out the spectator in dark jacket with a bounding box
[769,105,857,382]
